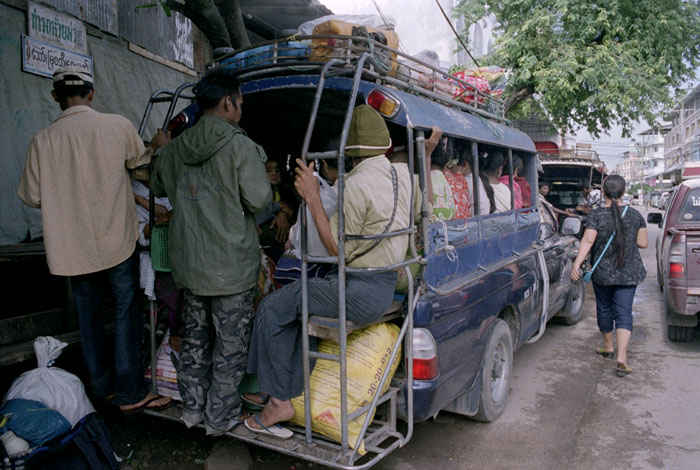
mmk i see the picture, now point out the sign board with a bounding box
[27,2,87,53]
[22,35,93,79]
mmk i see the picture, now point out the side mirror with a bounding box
[647,213,662,225]
[560,216,582,235]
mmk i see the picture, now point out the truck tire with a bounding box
[473,319,513,422]
[668,325,693,342]
[557,279,586,325]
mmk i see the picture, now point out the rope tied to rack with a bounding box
[436,220,459,263]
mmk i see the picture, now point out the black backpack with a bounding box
[19,413,119,470]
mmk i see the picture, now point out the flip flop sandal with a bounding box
[241,392,270,411]
[121,395,175,416]
[244,415,293,440]
[596,348,615,359]
[616,363,632,377]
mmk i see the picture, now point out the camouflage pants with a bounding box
[178,288,255,435]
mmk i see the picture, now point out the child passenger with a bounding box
[443,140,471,219]
[256,159,296,263]
[428,134,456,221]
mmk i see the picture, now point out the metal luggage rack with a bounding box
[210,34,506,121]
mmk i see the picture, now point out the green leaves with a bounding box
[455,0,700,137]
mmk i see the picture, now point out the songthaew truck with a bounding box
[138,32,585,469]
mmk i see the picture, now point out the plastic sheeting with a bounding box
[0,3,193,245]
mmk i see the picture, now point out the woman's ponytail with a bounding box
[603,175,627,267]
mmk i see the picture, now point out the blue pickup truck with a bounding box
[143,36,585,469]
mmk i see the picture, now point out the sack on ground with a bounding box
[2,337,94,428]
[0,399,71,447]
[290,322,401,453]
[144,333,181,401]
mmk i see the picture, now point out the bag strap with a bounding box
[345,165,399,265]
[590,205,629,274]
[73,414,119,470]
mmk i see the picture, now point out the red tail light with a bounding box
[412,329,439,380]
[670,262,685,278]
[366,89,400,118]
[167,112,189,138]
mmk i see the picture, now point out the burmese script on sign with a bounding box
[22,35,93,79]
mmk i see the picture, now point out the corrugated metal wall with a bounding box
[39,0,193,68]
[118,0,193,68]
[41,0,118,35]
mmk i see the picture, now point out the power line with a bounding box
[433,0,479,67]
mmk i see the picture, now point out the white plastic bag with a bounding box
[289,176,337,258]
[144,333,182,401]
[298,14,395,35]
[2,337,95,427]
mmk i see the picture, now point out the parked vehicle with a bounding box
[622,195,632,205]
[648,183,697,342]
[139,35,585,468]
[659,191,672,210]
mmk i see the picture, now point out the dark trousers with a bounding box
[592,283,636,333]
[71,249,147,406]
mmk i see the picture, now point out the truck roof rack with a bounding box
[209,35,506,121]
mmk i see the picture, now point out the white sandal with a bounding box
[244,414,293,439]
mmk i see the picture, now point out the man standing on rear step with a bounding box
[18,66,172,414]
[150,67,272,436]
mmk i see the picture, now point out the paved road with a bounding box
[112,207,700,469]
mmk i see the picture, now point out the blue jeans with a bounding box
[592,283,636,333]
[71,249,148,406]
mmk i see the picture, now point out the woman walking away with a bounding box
[571,175,648,377]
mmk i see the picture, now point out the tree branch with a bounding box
[215,0,250,49]
[504,86,535,114]
[165,0,231,49]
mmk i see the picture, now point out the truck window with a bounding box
[677,188,700,223]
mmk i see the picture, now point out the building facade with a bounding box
[664,84,700,183]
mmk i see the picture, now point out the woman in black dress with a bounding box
[571,175,648,376]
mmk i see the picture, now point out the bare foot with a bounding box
[246,398,295,429]
[119,393,172,412]
[243,392,269,406]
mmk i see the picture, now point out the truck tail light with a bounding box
[669,232,686,279]
[670,263,685,278]
[412,328,438,380]
[367,89,400,118]
[166,111,189,138]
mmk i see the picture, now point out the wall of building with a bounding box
[0,0,196,245]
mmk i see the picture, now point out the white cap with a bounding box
[53,66,93,87]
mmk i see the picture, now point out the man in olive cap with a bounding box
[18,65,171,414]
[243,105,415,436]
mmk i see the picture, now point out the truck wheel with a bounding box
[668,325,693,342]
[473,319,513,422]
[557,279,586,325]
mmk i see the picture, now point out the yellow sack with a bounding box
[290,322,401,453]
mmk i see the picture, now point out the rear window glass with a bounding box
[678,188,700,223]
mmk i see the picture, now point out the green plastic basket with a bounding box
[150,223,171,272]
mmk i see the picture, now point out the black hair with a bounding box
[479,151,505,213]
[453,140,472,167]
[193,67,241,111]
[539,180,550,189]
[431,136,453,170]
[603,175,627,267]
[53,75,92,101]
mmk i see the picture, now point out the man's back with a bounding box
[151,114,272,296]
[18,105,149,275]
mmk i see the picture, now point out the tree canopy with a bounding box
[455,0,700,137]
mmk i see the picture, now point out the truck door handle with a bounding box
[693,248,700,253]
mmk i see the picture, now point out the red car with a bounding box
[648,181,699,341]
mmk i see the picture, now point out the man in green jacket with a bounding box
[151,67,272,435]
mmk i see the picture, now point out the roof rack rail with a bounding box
[209,35,506,121]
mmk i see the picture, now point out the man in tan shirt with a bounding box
[17,66,171,414]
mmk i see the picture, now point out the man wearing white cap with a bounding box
[18,65,172,414]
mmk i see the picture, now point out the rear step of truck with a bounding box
[145,389,402,469]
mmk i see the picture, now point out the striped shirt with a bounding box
[17,105,152,276]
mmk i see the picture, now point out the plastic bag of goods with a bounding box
[399,49,441,90]
[2,337,95,428]
[290,322,402,454]
[0,398,71,446]
[449,70,491,105]
[310,19,399,72]
[299,14,396,36]
[144,333,181,401]
[289,175,338,258]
